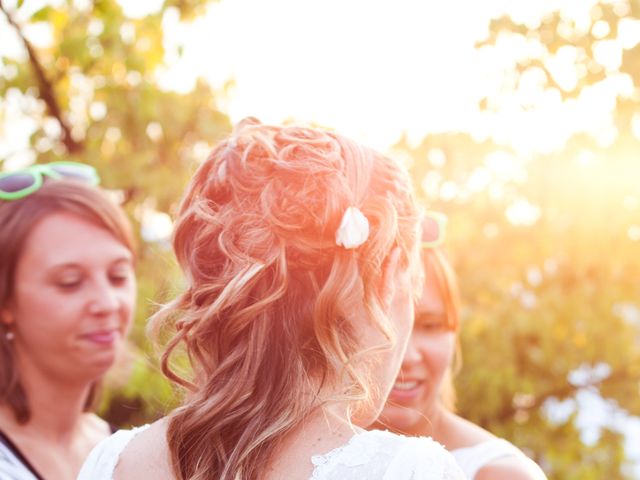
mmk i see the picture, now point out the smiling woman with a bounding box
[0,176,137,480]
[372,230,547,480]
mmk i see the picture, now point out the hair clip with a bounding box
[336,206,370,249]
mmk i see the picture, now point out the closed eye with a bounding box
[109,265,133,286]
[109,275,129,285]
[58,280,82,290]
[414,312,448,331]
[55,274,83,290]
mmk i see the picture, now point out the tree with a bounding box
[0,0,229,423]
[394,2,640,477]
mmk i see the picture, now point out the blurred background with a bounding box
[1,0,639,478]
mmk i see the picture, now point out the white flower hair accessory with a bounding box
[335,206,370,249]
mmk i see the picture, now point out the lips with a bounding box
[394,380,420,390]
[80,329,120,346]
[388,378,424,402]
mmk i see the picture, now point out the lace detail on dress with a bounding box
[309,430,465,480]
[310,432,375,477]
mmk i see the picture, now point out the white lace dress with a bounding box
[78,427,464,479]
[310,429,464,479]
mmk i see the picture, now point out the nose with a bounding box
[401,336,422,367]
[87,277,120,315]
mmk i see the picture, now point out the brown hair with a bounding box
[151,119,421,480]
[423,248,460,332]
[422,248,462,410]
[0,179,136,423]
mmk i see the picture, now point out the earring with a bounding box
[5,331,14,341]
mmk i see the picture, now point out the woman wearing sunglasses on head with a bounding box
[372,214,547,480]
[0,163,137,480]
[79,119,464,480]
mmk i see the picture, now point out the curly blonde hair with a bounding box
[151,118,421,480]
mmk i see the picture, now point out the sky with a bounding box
[127,0,639,153]
[2,0,639,157]
[156,0,493,150]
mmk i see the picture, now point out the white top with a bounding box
[451,438,533,479]
[79,427,465,480]
[0,439,39,480]
[78,426,150,480]
[310,429,464,479]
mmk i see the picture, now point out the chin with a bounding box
[377,405,423,434]
[82,351,119,376]
[352,409,382,428]
[351,397,388,428]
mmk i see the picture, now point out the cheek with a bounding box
[12,276,98,342]
[393,300,414,345]
[12,293,78,348]
[14,285,75,327]
[115,284,137,333]
[122,284,137,316]
[416,333,455,375]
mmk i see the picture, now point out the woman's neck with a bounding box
[266,403,360,480]
[6,362,93,443]
[302,402,361,448]
[425,404,451,443]
[370,401,448,440]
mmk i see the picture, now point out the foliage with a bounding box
[395,2,640,478]
[0,0,229,423]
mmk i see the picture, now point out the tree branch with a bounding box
[0,1,83,154]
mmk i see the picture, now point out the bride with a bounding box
[79,119,464,480]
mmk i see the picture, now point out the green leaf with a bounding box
[30,5,53,22]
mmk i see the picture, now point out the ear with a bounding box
[379,247,402,313]
[0,308,14,327]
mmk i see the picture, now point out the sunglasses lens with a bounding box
[422,216,442,244]
[49,164,97,182]
[0,172,36,193]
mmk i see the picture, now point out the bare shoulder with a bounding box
[441,411,495,449]
[475,456,548,480]
[114,418,173,480]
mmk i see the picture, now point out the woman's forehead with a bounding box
[18,212,131,270]
[416,268,446,315]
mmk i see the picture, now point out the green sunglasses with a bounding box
[0,161,100,200]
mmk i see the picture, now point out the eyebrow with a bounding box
[415,311,446,318]
[47,256,134,271]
